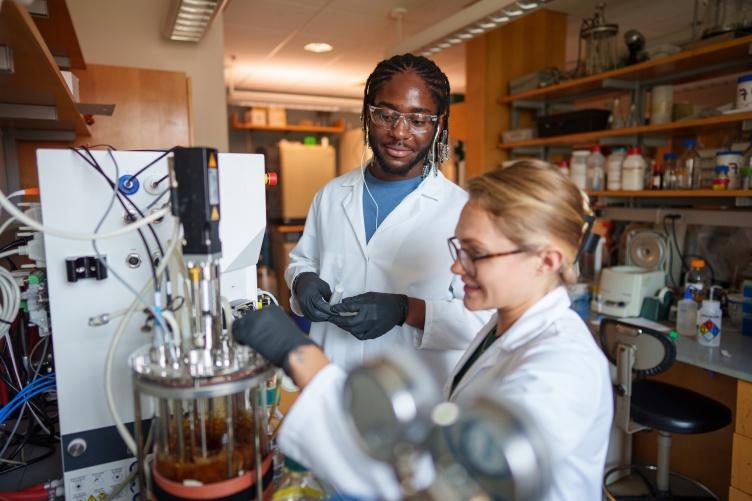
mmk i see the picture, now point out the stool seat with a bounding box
[631,380,732,435]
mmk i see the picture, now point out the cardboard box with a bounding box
[268,106,286,126]
[245,107,267,125]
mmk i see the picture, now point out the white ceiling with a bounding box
[223,0,470,99]
[222,0,697,101]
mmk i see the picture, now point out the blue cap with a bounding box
[715,164,729,173]
[682,138,698,148]
[684,289,694,300]
[738,74,752,83]
[663,152,676,160]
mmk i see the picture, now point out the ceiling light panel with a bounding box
[165,0,228,43]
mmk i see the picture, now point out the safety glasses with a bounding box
[367,105,438,134]
[447,236,527,278]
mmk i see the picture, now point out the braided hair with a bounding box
[362,54,451,176]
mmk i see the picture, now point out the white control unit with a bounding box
[36,149,266,500]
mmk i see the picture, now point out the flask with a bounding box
[676,139,701,189]
[586,145,605,191]
[697,286,723,347]
[272,457,326,500]
[676,288,698,337]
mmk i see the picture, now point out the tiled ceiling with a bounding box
[223,0,698,100]
[223,0,469,98]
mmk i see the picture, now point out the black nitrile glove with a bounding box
[329,292,408,340]
[293,272,335,322]
[232,306,317,376]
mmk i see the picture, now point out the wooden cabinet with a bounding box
[732,381,752,498]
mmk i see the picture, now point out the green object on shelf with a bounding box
[303,136,317,145]
[669,330,678,340]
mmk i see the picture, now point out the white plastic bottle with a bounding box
[570,150,589,190]
[622,147,647,191]
[676,289,698,337]
[696,286,722,347]
[606,148,625,191]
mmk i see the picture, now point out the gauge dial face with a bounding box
[457,417,511,477]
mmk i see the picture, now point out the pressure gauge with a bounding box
[442,395,550,501]
[343,350,442,464]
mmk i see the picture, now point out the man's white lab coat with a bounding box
[285,167,490,382]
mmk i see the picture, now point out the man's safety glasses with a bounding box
[367,105,438,134]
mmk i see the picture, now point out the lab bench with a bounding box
[590,316,752,499]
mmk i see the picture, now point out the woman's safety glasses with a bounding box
[447,236,527,278]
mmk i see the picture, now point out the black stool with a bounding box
[599,318,732,500]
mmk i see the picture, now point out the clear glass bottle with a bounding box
[586,145,605,191]
[677,138,701,190]
[684,258,711,303]
[662,152,678,189]
[273,457,326,501]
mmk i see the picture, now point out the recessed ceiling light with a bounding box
[504,7,523,16]
[468,26,485,34]
[489,14,510,23]
[438,42,451,48]
[458,33,473,39]
[448,37,462,44]
[304,42,333,53]
[479,21,497,29]
[517,1,539,10]
[421,51,432,57]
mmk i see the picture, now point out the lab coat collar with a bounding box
[339,166,447,254]
[495,286,572,353]
[445,286,571,399]
[340,164,445,201]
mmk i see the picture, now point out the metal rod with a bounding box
[188,400,197,462]
[133,389,147,499]
[176,399,185,462]
[253,388,264,501]
[160,399,171,455]
[226,394,235,478]
[199,398,208,458]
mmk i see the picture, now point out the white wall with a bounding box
[67,0,228,151]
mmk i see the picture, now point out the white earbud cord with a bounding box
[361,142,379,235]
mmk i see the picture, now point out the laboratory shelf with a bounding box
[0,1,90,136]
[231,113,345,134]
[587,189,752,198]
[499,34,752,104]
[497,111,752,149]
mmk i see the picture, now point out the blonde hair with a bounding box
[466,159,593,284]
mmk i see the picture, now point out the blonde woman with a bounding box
[234,160,613,500]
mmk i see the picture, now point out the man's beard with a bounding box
[369,138,432,177]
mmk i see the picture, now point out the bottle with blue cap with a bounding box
[677,139,701,190]
[663,152,678,189]
[676,287,698,337]
[697,285,723,347]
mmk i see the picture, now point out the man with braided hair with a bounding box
[285,54,491,382]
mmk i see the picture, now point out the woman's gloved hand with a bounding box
[293,272,335,322]
[329,292,408,340]
[232,305,317,376]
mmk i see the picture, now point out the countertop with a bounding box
[589,317,752,383]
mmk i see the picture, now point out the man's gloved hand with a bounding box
[329,292,408,340]
[232,305,317,376]
[293,272,335,322]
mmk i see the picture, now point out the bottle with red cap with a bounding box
[622,147,647,191]
[557,159,570,177]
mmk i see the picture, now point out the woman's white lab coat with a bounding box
[285,167,490,382]
[278,287,614,501]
